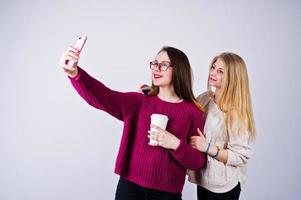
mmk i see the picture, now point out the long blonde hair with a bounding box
[208,52,256,140]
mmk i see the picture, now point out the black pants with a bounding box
[197,182,241,200]
[115,178,182,200]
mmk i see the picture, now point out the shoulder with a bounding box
[183,101,206,129]
[123,91,147,102]
[196,91,212,105]
[184,101,205,119]
[131,93,161,106]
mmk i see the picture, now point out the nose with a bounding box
[210,67,217,75]
[153,64,160,72]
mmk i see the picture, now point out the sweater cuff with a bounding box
[172,139,190,160]
[68,67,82,81]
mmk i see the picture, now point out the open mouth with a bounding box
[153,74,162,78]
[209,77,216,81]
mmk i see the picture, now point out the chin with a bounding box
[152,80,161,86]
[209,81,219,87]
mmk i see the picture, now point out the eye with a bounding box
[161,62,169,68]
[217,69,224,74]
[160,62,170,71]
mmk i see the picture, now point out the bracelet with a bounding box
[212,145,220,158]
[205,142,211,154]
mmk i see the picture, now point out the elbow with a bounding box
[227,160,248,167]
[236,158,250,167]
[226,148,252,167]
[226,155,250,167]
[190,153,206,170]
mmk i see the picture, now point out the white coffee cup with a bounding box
[150,114,169,145]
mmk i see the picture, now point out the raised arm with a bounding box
[60,47,142,121]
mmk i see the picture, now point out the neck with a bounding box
[158,86,182,103]
[214,88,221,104]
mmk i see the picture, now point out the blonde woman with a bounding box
[189,52,256,200]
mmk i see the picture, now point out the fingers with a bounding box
[148,127,165,138]
[197,128,204,136]
[66,46,80,54]
[62,47,79,59]
[190,144,197,149]
[61,60,77,74]
[190,136,198,143]
[138,85,144,93]
[190,136,202,149]
[150,125,163,132]
[148,130,163,141]
[140,84,150,90]
[139,84,151,95]
[148,129,165,147]
[147,135,158,146]
[148,141,158,146]
[189,138,196,146]
[66,51,80,61]
[62,55,78,68]
[60,47,81,77]
[148,131,158,140]
[60,49,79,65]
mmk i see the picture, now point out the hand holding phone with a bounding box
[67,36,87,67]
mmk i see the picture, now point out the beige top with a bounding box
[188,92,253,193]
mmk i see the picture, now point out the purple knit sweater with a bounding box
[70,67,206,193]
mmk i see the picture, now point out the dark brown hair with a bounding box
[150,46,204,111]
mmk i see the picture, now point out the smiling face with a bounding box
[208,58,225,90]
[151,51,173,88]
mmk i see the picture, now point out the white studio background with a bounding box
[0,0,300,199]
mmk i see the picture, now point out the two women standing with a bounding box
[60,42,255,200]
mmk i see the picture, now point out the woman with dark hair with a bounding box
[60,45,206,200]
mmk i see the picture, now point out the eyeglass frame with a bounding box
[149,61,172,71]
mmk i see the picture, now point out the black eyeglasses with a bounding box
[149,61,172,71]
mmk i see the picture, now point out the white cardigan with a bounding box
[188,92,253,193]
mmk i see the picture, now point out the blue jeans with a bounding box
[115,178,182,200]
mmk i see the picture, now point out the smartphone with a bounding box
[73,36,87,52]
[67,36,87,67]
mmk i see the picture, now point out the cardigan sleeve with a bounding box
[226,129,253,167]
[69,67,142,121]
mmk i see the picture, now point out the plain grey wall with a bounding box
[1,0,300,199]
